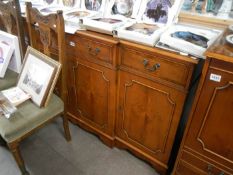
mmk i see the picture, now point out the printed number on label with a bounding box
[210,73,221,82]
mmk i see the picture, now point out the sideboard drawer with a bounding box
[176,160,202,175]
[120,46,190,87]
[66,34,114,66]
[179,150,232,175]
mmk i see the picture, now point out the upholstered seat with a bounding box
[0,94,63,143]
[0,69,18,90]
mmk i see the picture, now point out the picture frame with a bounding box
[159,24,223,58]
[105,0,142,19]
[0,30,22,73]
[81,0,107,13]
[0,42,14,78]
[17,47,61,107]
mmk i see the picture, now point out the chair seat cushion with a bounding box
[0,69,18,90]
[0,94,64,143]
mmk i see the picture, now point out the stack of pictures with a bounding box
[63,0,108,30]
[159,24,223,58]
[115,0,183,46]
[82,0,142,35]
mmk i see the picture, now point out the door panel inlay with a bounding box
[73,62,110,129]
[122,80,175,154]
[197,82,233,163]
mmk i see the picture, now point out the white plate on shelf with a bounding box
[226,34,233,45]
[229,25,233,32]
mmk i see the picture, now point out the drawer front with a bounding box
[179,150,232,175]
[66,34,114,65]
[210,59,233,73]
[176,161,203,175]
[120,47,190,87]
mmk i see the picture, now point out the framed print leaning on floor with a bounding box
[17,47,61,107]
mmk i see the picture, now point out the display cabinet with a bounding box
[173,29,233,175]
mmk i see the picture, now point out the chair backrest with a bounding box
[0,0,26,58]
[26,2,67,102]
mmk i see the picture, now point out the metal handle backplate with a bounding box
[143,59,160,72]
[87,45,100,56]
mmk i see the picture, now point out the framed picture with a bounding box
[142,0,172,23]
[0,30,22,73]
[17,47,61,107]
[0,42,14,78]
[106,0,142,19]
[81,0,107,12]
[125,23,158,36]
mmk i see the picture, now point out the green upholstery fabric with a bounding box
[0,69,18,90]
[0,94,64,143]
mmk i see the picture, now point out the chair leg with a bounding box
[8,142,30,175]
[62,114,71,141]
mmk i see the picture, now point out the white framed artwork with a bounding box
[17,47,61,107]
[159,24,223,58]
[115,0,184,46]
[0,30,22,73]
[0,42,14,78]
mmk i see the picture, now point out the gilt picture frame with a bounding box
[17,47,61,107]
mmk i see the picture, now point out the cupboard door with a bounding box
[116,71,186,163]
[185,67,233,170]
[67,58,116,136]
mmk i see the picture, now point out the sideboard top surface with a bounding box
[206,29,233,63]
[72,30,199,65]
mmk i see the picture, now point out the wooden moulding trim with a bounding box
[115,136,168,170]
[179,12,233,29]
[75,31,119,45]
[67,112,115,140]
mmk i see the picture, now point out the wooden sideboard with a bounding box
[65,31,198,174]
[65,31,118,147]
[173,30,233,175]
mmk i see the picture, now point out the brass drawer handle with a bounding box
[87,45,100,56]
[143,59,160,72]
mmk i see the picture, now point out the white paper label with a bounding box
[69,41,76,47]
[210,73,221,82]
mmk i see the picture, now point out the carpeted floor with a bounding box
[0,119,159,175]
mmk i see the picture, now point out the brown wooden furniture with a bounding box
[173,29,233,175]
[65,30,198,174]
[0,0,26,57]
[66,31,118,147]
[115,41,198,174]
[26,0,71,142]
[0,3,71,175]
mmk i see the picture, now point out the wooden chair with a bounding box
[0,3,71,175]
[0,0,26,90]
